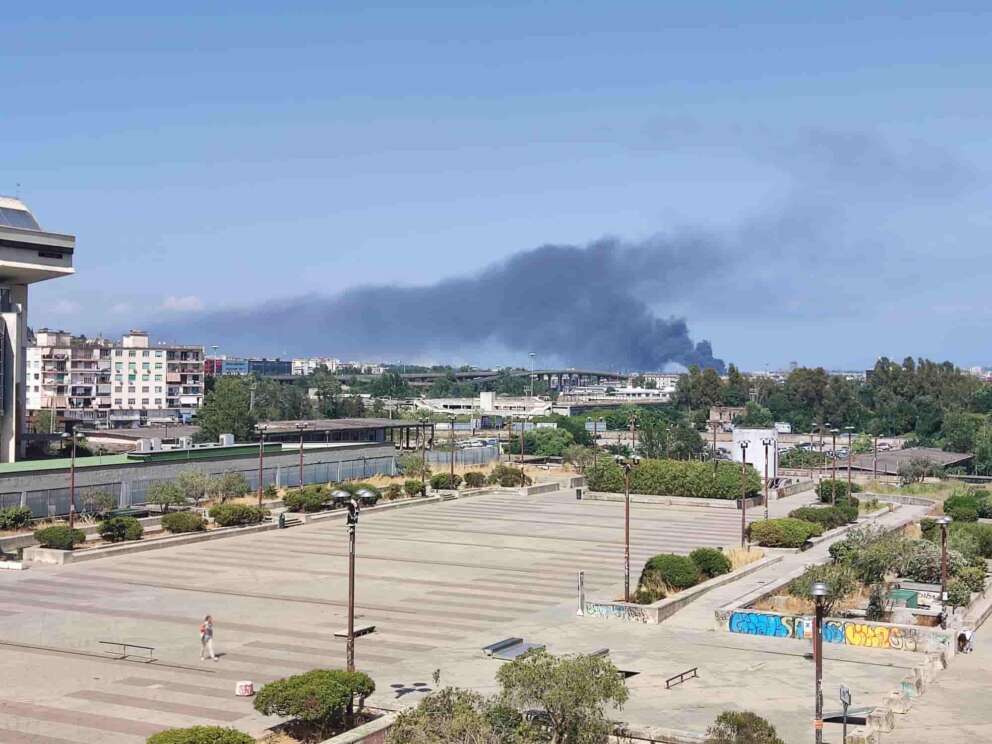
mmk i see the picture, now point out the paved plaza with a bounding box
[0,490,938,742]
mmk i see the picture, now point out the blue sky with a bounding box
[6,2,992,370]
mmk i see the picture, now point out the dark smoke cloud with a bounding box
[155,236,727,372]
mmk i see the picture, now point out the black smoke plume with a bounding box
[155,237,725,372]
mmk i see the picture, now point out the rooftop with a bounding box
[849,446,973,474]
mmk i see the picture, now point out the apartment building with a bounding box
[27,330,204,426]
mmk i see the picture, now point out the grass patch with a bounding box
[726,547,765,571]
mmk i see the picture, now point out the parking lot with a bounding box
[0,491,912,742]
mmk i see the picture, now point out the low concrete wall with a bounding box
[582,555,782,624]
[522,482,561,496]
[318,712,398,744]
[775,479,814,499]
[584,491,759,510]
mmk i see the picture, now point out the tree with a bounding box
[387,687,535,744]
[733,402,774,428]
[508,429,575,457]
[254,669,375,739]
[495,650,629,744]
[33,409,58,434]
[941,410,982,453]
[722,364,749,406]
[175,471,210,506]
[974,423,992,476]
[145,482,186,513]
[80,490,117,518]
[398,453,431,480]
[194,376,256,443]
[563,445,597,473]
[787,563,858,616]
[705,711,785,744]
[207,472,251,502]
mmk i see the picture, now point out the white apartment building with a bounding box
[292,357,341,376]
[27,329,204,426]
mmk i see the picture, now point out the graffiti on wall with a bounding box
[584,602,652,623]
[728,611,949,653]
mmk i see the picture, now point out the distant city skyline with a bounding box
[7,3,992,369]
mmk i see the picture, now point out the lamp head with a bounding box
[936,516,952,526]
[811,582,828,598]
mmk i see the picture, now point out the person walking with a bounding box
[199,615,217,661]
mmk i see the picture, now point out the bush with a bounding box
[98,516,144,543]
[145,482,186,513]
[946,578,973,608]
[900,539,968,583]
[944,491,982,522]
[463,471,486,488]
[788,563,858,616]
[254,669,375,739]
[209,503,268,527]
[147,726,255,744]
[950,522,992,558]
[263,483,278,499]
[430,473,463,490]
[161,511,207,534]
[486,464,531,487]
[956,565,987,593]
[816,479,862,503]
[80,491,117,518]
[689,547,732,578]
[404,479,424,497]
[749,518,823,548]
[384,483,403,500]
[587,458,760,499]
[33,525,87,550]
[207,472,251,502]
[638,554,701,600]
[788,506,850,531]
[705,710,785,744]
[283,487,329,513]
[0,505,32,531]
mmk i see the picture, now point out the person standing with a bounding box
[200,615,217,661]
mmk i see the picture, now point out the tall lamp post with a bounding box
[345,492,362,672]
[295,422,309,488]
[812,581,827,744]
[872,435,879,482]
[937,515,952,629]
[256,424,267,505]
[739,440,749,548]
[623,458,633,602]
[62,432,82,529]
[529,352,536,398]
[628,414,638,459]
[761,437,773,520]
[829,427,840,504]
[710,420,720,474]
[844,426,855,500]
[448,414,456,484]
[419,414,431,496]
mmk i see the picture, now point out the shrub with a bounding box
[161,511,207,534]
[463,471,486,488]
[816,479,862,503]
[98,516,144,543]
[209,503,268,527]
[145,482,186,513]
[788,563,858,616]
[866,583,886,621]
[587,458,760,499]
[950,522,992,558]
[283,488,329,513]
[0,505,32,531]
[80,491,117,518]
[899,540,967,583]
[689,547,732,579]
[788,506,850,531]
[486,464,531,487]
[146,726,254,744]
[175,471,210,506]
[638,554,701,599]
[207,472,251,502]
[404,479,424,497]
[263,483,279,499]
[829,525,888,564]
[946,578,973,608]
[384,483,403,500]
[749,518,823,548]
[254,669,375,739]
[943,492,982,522]
[430,473,463,490]
[705,710,785,744]
[33,525,86,550]
[956,565,987,593]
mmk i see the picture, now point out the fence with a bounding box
[10,455,397,518]
[426,445,500,468]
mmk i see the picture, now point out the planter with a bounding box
[584,491,760,510]
[22,547,75,565]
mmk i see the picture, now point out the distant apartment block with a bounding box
[27,330,204,427]
[205,356,291,377]
[0,197,75,461]
[292,357,341,376]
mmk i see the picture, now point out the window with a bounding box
[155,398,162,405]
[142,363,150,370]
[33,373,39,380]
[155,386,162,393]
[155,350,163,358]
[128,386,136,393]
[154,375,162,381]
[114,399,123,406]
[142,350,149,357]
[155,363,163,370]
[128,350,136,357]
[114,386,122,393]
[141,398,149,405]
[141,386,149,393]
[127,399,135,405]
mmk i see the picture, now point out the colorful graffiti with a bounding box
[584,602,652,623]
[728,611,949,653]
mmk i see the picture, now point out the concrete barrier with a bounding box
[316,712,398,744]
[584,491,759,510]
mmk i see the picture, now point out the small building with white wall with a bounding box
[731,427,778,479]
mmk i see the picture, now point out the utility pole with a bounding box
[519,418,525,465]
[938,516,952,629]
[296,422,308,487]
[420,414,430,496]
[812,582,827,744]
[761,437,773,520]
[346,496,359,671]
[629,414,638,458]
[448,414,456,483]
[623,459,633,602]
[845,426,855,501]
[257,425,266,505]
[830,427,839,504]
[506,416,512,464]
[65,433,79,529]
[739,440,749,548]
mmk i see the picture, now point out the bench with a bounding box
[665,667,698,689]
[99,641,156,663]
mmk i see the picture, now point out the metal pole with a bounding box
[846,428,853,499]
[940,521,949,629]
[576,570,585,616]
[421,419,428,496]
[831,430,837,504]
[449,417,456,482]
[842,701,849,744]
[299,427,305,487]
[873,436,878,482]
[712,422,718,475]
[624,462,631,602]
[740,441,748,548]
[257,428,265,505]
[809,431,815,480]
[347,500,357,672]
[763,439,770,520]
[69,436,77,530]
[629,415,637,458]
[519,420,525,465]
[814,595,824,744]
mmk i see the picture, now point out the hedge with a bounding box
[33,525,87,550]
[749,518,823,548]
[486,464,531,487]
[384,483,403,500]
[98,516,144,543]
[208,503,268,527]
[161,511,207,534]
[0,505,32,531]
[587,458,760,499]
[788,505,855,531]
[430,473,463,490]
[463,471,486,488]
[689,547,732,578]
[146,726,255,744]
[284,486,329,513]
[639,554,701,593]
[816,479,862,503]
[404,479,424,497]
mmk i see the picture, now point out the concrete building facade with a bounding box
[0,197,75,461]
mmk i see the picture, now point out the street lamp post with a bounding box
[623,459,633,602]
[448,414,456,484]
[872,435,879,482]
[812,581,827,744]
[739,440,749,548]
[295,422,308,488]
[809,430,815,481]
[830,427,839,504]
[845,426,855,500]
[937,516,952,629]
[506,416,513,464]
[62,432,81,529]
[710,421,719,475]
[761,437,773,520]
[257,425,267,505]
[628,414,638,459]
[529,352,536,398]
[345,493,361,672]
[420,414,431,497]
